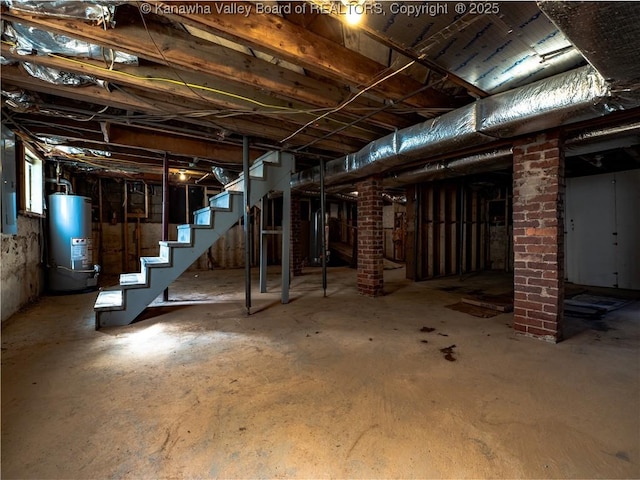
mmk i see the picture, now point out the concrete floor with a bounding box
[2,266,639,479]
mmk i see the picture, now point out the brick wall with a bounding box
[357,176,384,296]
[513,131,565,342]
[291,194,303,276]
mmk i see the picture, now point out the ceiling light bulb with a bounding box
[179,170,186,181]
[345,6,363,25]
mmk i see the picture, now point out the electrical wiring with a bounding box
[294,76,448,152]
[6,41,382,135]
[280,58,419,144]
[47,53,297,112]
[43,53,373,134]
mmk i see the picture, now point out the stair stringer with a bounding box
[95,152,294,328]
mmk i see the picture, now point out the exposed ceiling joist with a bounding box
[157,1,458,109]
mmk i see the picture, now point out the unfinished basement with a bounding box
[1,1,639,478]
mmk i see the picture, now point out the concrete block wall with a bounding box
[513,131,565,342]
[357,176,384,296]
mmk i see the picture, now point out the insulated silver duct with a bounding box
[538,1,640,90]
[384,119,640,187]
[4,22,137,64]
[384,149,513,187]
[292,65,623,190]
[5,0,118,27]
[211,166,239,186]
[22,62,97,86]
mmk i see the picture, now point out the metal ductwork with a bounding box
[292,65,634,190]
[384,118,640,187]
[384,148,513,188]
[538,1,640,90]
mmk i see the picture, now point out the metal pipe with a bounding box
[98,177,103,269]
[457,181,464,277]
[45,177,73,194]
[123,180,128,272]
[162,152,169,302]
[320,159,327,296]
[565,120,640,145]
[243,135,251,314]
[413,185,420,280]
[385,148,513,187]
[259,197,267,294]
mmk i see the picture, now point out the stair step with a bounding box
[159,240,191,247]
[259,151,281,165]
[95,289,123,311]
[226,175,268,192]
[120,272,145,287]
[141,256,170,267]
[194,207,213,226]
[209,190,240,210]
[225,152,280,191]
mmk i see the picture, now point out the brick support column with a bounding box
[291,194,303,276]
[513,131,565,342]
[357,175,384,296]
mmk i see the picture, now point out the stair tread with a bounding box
[120,272,144,286]
[177,224,210,229]
[159,240,191,247]
[141,256,170,266]
[95,290,123,310]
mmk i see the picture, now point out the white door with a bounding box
[565,169,640,289]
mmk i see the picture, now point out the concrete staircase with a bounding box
[94,151,293,328]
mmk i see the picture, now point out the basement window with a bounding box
[23,146,44,215]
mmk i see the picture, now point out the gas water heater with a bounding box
[47,193,100,292]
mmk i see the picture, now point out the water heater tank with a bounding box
[47,193,100,292]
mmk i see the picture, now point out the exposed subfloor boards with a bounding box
[1,267,639,478]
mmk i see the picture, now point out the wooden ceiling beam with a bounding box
[1,11,344,109]
[0,45,383,144]
[2,65,364,155]
[2,11,416,131]
[159,1,456,109]
[1,64,165,113]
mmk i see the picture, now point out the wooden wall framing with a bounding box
[406,181,491,280]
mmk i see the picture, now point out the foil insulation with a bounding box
[46,145,111,158]
[5,0,117,27]
[480,65,611,138]
[1,88,37,111]
[212,166,239,186]
[538,1,640,90]
[363,1,585,93]
[22,62,96,86]
[4,22,137,64]
[318,102,494,186]
[292,65,630,190]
